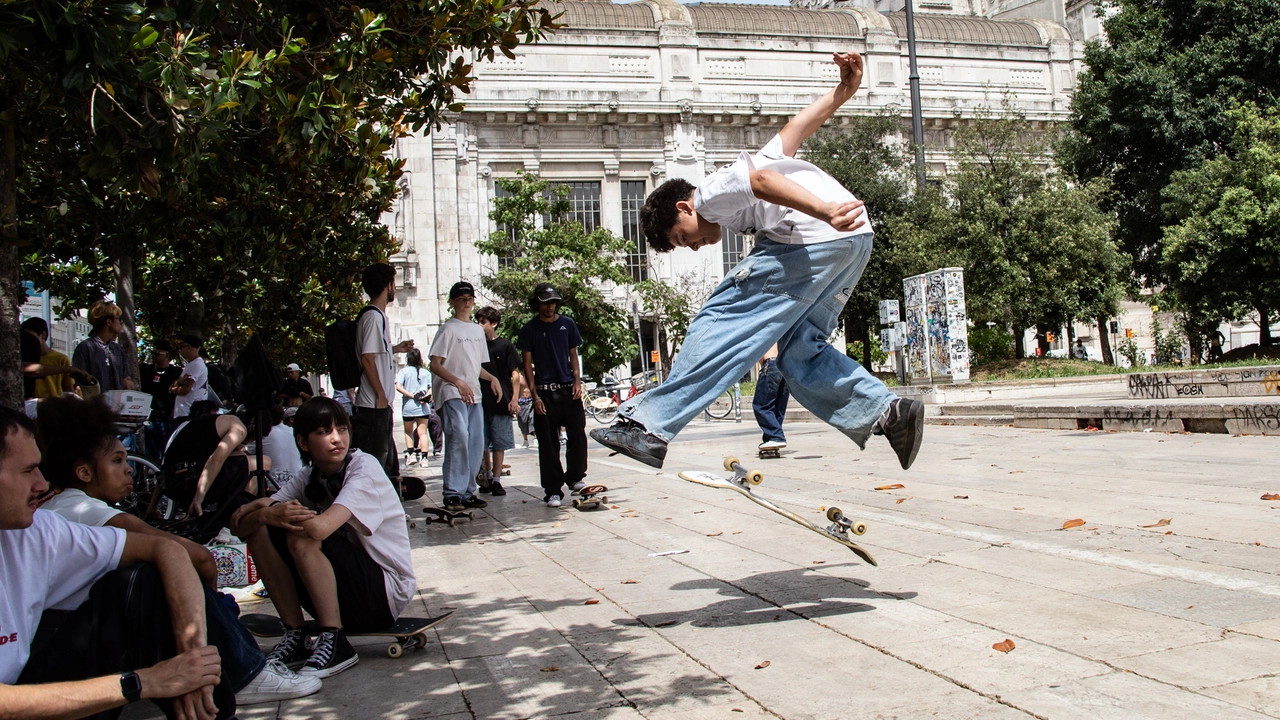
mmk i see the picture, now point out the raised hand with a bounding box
[833,52,864,96]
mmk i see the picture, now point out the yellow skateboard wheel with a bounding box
[852,522,868,536]
[724,456,739,472]
[746,470,764,486]
[826,506,842,522]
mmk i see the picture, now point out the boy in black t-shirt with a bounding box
[516,284,587,507]
[475,306,521,496]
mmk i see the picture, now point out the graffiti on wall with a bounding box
[903,267,969,383]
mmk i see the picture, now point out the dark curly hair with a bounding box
[640,178,696,254]
[35,397,120,489]
[474,306,501,326]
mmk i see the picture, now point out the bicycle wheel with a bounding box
[705,389,735,420]
[586,393,618,424]
[122,453,164,517]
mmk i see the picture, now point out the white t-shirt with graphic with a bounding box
[427,318,489,409]
[271,450,416,618]
[0,511,125,683]
[40,488,124,527]
[173,356,209,418]
[695,132,872,245]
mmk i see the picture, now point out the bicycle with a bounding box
[704,388,737,420]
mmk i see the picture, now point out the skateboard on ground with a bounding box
[241,612,454,659]
[678,457,876,566]
[422,507,474,526]
[572,485,609,510]
[758,445,785,460]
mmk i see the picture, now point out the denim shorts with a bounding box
[484,411,515,451]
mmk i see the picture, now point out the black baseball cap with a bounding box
[449,281,475,300]
[532,283,562,304]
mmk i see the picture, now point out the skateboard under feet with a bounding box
[572,485,609,510]
[758,445,784,459]
[422,507,474,526]
[678,457,876,566]
[241,612,454,659]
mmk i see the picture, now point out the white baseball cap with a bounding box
[286,363,302,372]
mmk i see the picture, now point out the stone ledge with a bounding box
[1126,366,1280,400]
[1011,402,1280,436]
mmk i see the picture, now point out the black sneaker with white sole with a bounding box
[873,398,925,470]
[444,496,465,512]
[589,419,668,468]
[266,625,311,670]
[488,478,507,496]
[300,628,359,678]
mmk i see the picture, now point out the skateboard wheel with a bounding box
[573,499,582,508]
[826,506,842,523]
[723,456,739,472]
[852,522,868,536]
[601,496,608,504]
[746,470,764,486]
[387,642,403,659]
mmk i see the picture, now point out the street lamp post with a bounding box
[904,0,927,188]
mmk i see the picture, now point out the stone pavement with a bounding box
[127,419,1280,719]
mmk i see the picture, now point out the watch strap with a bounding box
[120,670,142,703]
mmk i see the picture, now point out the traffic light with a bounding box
[1046,332,1055,343]
[1110,320,1120,334]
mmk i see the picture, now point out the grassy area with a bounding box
[968,356,1279,383]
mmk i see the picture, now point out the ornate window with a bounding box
[721,228,751,275]
[622,180,648,282]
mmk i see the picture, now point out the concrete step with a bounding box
[1126,365,1280,399]
[926,414,1014,427]
[1012,401,1279,435]
[935,403,1018,416]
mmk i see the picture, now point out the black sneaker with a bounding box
[874,398,924,470]
[463,495,488,509]
[590,419,668,469]
[477,472,494,494]
[444,496,465,512]
[265,626,310,670]
[300,628,358,679]
[488,478,507,496]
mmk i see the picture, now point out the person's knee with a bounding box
[285,530,323,557]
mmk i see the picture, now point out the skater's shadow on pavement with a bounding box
[620,566,915,630]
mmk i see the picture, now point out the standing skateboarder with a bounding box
[753,344,790,453]
[591,51,924,470]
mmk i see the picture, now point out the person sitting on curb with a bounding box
[229,398,417,679]
[163,404,266,543]
[34,396,219,587]
[0,407,319,720]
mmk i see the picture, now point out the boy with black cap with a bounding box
[428,282,502,511]
[517,283,587,507]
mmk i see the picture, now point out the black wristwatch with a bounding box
[120,671,142,703]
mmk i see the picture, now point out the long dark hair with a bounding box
[406,348,423,369]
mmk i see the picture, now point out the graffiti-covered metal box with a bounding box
[903,268,969,384]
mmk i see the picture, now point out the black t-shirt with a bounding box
[141,363,183,417]
[21,331,40,399]
[481,337,521,415]
[516,315,582,385]
[163,415,221,472]
[280,377,313,399]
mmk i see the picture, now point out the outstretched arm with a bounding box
[749,169,867,234]
[777,52,863,157]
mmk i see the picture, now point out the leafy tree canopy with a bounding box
[477,173,638,380]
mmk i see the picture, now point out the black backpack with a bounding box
[325,306,381,391]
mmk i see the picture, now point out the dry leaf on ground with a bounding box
[540,666,560,672]
[1062,518,1086,529]
[812,560,826,565]
[954,495,969,499]
[584,599,600,605]
[754,661,771,669]
[1142,519,1171,528]
[609,505,619,509]
[992,639,1016,653]
[875,484,906,491]
[621,580,639,584]
[707,532,723,537]
[1263,494,1280,501]
[896,498,907,504]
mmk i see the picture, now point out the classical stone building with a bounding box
[382,0,1094,372]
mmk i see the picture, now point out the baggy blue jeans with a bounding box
[440,398,484,500]
[752,357,790,443]
[620,233,895,449]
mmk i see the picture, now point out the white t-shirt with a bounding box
[0,511,126,683]
[262,423,304,484]
[271,451,416,618]
[172,356,209,418]
[354,307,395,409]
[40,488,124,527]
[427,318,489,409]
[695,133,872,245]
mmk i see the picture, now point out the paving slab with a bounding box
[121,421,1280,719]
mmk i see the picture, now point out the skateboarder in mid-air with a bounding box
[591,51,924,470]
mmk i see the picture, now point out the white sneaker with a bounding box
[546,495,562,508]
[570,480,587,493]
[759,440,787,450]
[237,658,322,705]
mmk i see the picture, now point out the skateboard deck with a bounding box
[241,611,454,658]
[399,476,426,502]
[678,457,876,566]
[572,485,609,510]
[422,507,474,526]
[758,447,782,459]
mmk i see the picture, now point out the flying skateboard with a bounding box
[572,485,609,510]
[678,457,876,566]
[241,612,454,659]
[422,507,474,526]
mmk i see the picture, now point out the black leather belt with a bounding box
[536,382,574,391]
